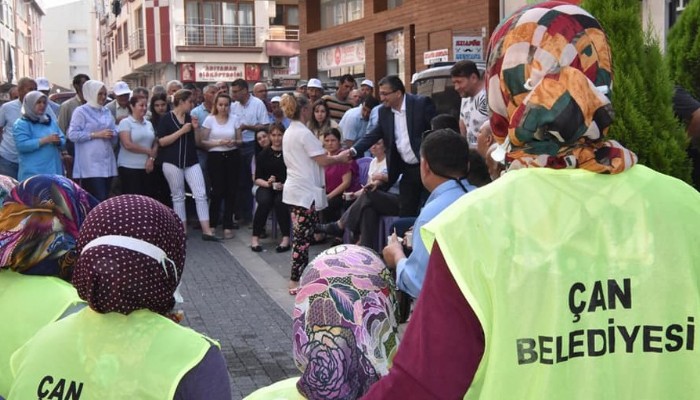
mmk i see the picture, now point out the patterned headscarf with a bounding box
[0,175,17,208]
[22,91,50,124]
[486,1,637,173]
[293,245,400,400]
[0,175,98,279]
[81,80,106,109]
[73,195,186,315]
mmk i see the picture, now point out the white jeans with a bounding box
[162,162,209,222]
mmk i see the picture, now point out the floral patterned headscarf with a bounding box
[486,1,637,173]
[0,175,17,208]
[293,245,400,400]
[0,175,98,279]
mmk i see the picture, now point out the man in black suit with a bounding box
[342,75,436,217]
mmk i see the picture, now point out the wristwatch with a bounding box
[349,148,357,158]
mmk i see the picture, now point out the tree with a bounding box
[667,0,700,98]
[580,0,690,181]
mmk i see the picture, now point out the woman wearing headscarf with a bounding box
[8,195,232,399]
[245,245,400,400]
[0,175,17,208]
[0,175,97,398]
[13,91,66,180]
[68,80,118,201]
[364,2,700,399]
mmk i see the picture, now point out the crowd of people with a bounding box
[1,1,700,398]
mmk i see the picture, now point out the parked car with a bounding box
[411,61,485,118]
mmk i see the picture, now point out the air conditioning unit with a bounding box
[270,56,288,68]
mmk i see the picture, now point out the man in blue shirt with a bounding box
[383,128,475,299]
[230,78,268,225]
[339,96,379,148]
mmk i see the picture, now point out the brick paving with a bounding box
[177,230,301,399]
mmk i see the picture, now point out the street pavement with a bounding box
[177,223,326,399]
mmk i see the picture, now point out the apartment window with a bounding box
[68,29,88,45]
[388,0,403,8]
[185,1,255,46]
[669,0,692,27]
[321,0,363,29]
[122,22,129,51]
[116,26,123,54]
[271,5,299,27]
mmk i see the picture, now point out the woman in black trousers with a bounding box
[251,122,290,252]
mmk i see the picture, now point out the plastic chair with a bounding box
[356,157,373,186]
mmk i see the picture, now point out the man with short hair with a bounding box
[191,84,219,177]
[307,78,324,104]
[0,77,58,178]
[106,81,132,124]
[253,82,273,119]
[382,128,475,298]
[450,60,488,147]
[323,74,356,122]
[166,80,183,96]
[151,84,166,97]
[8,85,18,101]
[343,75,437,217]
[132,86,149,99]
[339,96,379,148]
[58,74,90,178]
[215,81,229,96]
[230,78,269,225]
[36,77,60,115]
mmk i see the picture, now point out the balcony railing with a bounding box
[175,24,265,48]
[129,28,145,54]
[268,26,300,41]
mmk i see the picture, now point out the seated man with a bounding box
[316,139,398,252]
[382,128,476,299]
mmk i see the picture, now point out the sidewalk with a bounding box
[178,229,304,399]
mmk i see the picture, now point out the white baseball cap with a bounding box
[307,78,323,89]
[113,81,132,96]
[36,77,50,91]
[361,79,374,88]
[271,96,282,103]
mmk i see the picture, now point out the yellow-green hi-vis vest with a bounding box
[244,377,304,400]
[0,271,83,398]
[9,307,216,400]
[422,165,700,399]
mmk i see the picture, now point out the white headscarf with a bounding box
[22,91,49,124]
[82,80,106,109]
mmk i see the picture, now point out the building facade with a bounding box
[0,0,45,96]
[299,0,500,87]
[43,0,98,89]
[97,0,300,90]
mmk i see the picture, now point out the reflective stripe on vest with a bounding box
[9,307,215,400]
[0,271,82,397]
[422,165,700,399]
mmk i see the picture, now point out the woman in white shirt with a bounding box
[117,94,159,196]
[281,94,349,295]
[200,93,242,240]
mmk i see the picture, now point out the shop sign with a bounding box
[195,63,245,82]
[423,49,449,65]
[317,40,365,71]
[453,36,484,61]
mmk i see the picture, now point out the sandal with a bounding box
[288,287,299,296]
[275,244,291,253]
[251,245,263,252]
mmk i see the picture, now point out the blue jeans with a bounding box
[80,177,113,202]
[0,154,18,179]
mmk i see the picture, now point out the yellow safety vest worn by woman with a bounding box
[0,272,83,397]
[9,308,212,400]
[422,166,700,399]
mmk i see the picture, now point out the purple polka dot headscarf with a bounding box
[73,195,186,315]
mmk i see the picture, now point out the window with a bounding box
[321,0,363,29]
[669,0,692,27]
[388,0,403,9]
[116,26,123,54]
[271,5,299,27]
[184,1,255,46]
[122,22,129,51]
